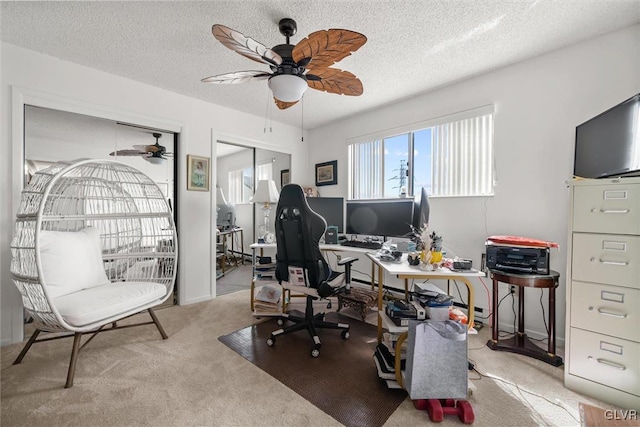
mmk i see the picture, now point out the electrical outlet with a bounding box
[510,285,516,294]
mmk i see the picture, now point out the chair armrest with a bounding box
[338,256,358,266]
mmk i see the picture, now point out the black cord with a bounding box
[511,293,516,334]
[540,289,549,335]
[474,288,511,321]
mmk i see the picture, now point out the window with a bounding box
[228,167,253,204]
[348,105,494,198]
[256,162,273,181]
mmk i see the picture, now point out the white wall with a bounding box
[0,43,309,345]
[307,25,640,340]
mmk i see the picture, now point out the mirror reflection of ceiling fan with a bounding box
[202,18,367,110]
[109,133,173,164]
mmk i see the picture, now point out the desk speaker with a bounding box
[325,226,339,244]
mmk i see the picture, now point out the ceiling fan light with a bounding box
[146,156,166,165]
[268,74,307,103]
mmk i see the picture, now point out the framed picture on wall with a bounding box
[315,160,337,186]
[187,155,210,191]
[281,169,290,188]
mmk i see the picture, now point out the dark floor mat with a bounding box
[218,312,407,427]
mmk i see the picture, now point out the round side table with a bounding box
[486,269,563,366]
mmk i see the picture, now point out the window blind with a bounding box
[347,105,494,198]
[432,113,493,196]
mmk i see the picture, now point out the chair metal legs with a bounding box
[65,333,82,388]
[148,307,168,339]
[13,329,41,365]
[12,308,169,388]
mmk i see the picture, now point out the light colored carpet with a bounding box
[216,263,253,296]
[0,288,615,426]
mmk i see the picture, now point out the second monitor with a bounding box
[306,197,345,233]
[346,199,414,238]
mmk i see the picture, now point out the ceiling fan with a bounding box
[202,18,367,110]
[109,133,172,164]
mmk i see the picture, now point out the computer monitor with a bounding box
[346,199,414,238]
[306,197,344,233]
[412,187,430,230]
[216,203,236,230]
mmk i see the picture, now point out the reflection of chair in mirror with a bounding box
[266,184,357,357]
[10,159,178,388]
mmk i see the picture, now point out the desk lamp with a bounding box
[251,179,280,243]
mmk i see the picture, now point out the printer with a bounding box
[485,235,556,275]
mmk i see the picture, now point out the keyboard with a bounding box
[340,240,383,250]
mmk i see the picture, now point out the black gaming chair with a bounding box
[266,184,357,357]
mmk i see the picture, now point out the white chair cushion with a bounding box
[53,281,166,327]
[281,272,346,296]
[39,227,110,298]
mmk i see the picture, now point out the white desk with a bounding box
[367,252,484,387]
[366,252,484,341]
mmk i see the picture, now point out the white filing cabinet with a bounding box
[565,177,640,410]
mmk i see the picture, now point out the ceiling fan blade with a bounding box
[274,98,299,110]
[202,70,272,84]
[306,68,363,96]
[132,145,149,151]
[212,24,283,66]
[110,149,145,156]
[292,29,367,71]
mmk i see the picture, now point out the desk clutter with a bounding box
[375,281,471,392]
[375,318,474,423]
[384,290,464,327]
[253,285,282,314]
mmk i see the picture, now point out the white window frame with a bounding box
[228,166,253,204]
[348,105,494,199]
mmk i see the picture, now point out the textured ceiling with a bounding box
[2,1,639,130]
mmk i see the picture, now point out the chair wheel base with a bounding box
[311,344,320,358]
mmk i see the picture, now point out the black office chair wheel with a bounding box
[341,330,350,339]
[311,344,321,358]
[266,336,276,347]
[277,318,284,326]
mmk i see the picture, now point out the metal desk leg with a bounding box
[377,264,384,343]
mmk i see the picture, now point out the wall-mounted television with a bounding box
[574,93,640,179]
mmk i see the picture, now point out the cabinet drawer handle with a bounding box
[594,307,628,318]
[591,208,630,214]
[599,259,629,266]
[589,356,627,371]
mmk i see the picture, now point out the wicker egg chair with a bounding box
[10,158,177,388]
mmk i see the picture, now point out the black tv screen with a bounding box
[306,197,344,233]
[574,93,640,179]
[346,199,414,237]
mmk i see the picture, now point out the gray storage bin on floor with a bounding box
[405,320,468,400]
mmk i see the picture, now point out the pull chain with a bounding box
[264,88,272,133]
